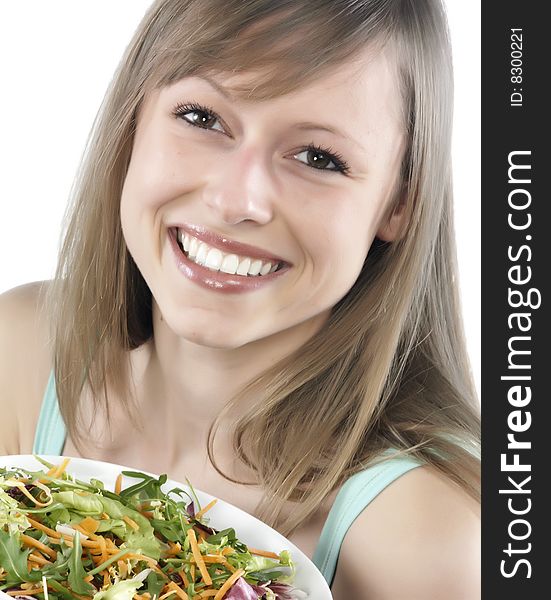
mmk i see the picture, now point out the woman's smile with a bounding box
[168,225,292,294]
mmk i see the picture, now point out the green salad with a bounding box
[0,457,307,600]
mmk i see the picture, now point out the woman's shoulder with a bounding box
[0,280,53,454]
[331,464,481,600]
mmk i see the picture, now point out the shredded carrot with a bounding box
[6,588,44,596]
[202,555,236,573]
[221,547,234,556]
[107,537,119,549]
[28,559,42,571]
[103,569,110,587]
[48,533,100,549]
[194,499,217,520]
[84,575,93,583]
[190,564,196,582]
[50,458,71,480]
[26,516,61,539]
[178,567,190,587]
[6,481,51,507]
[197,531,206,542]
[125,553,167,578]
[246,547,280,559]
[20,534,57,560]
[123,515,140,530]
[29,552,53,566]
[167,581,190,600]
[219,558,236,573]
[45,465,57,477]
[213,569,246,600]
[20,583,36,590]
[166,541,182,556]
[98,534,108,565]
[187,529,212,585]
[79,516,100,534]
[101,512,110,519]
[115,473,123,495]
[196,592,218,598]
[158,592,177,600]
[72,522,99,542]
[200,555,217,563]
[125,553,159,565]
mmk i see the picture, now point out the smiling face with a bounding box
[120,45,407,349]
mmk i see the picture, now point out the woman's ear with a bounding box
[376,190,409,242]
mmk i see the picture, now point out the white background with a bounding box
[0,1,480,398]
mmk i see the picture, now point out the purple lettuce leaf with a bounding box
[186,501,196,517]
[223,576,268,599]
[266,582,308,599]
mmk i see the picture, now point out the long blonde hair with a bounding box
[43,0,480,537]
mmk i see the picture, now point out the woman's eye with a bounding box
[173,102,225,133]
[293,146,350,175]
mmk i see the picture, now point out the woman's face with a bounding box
[120,46,406,349]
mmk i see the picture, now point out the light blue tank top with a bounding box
[32,369,423,588]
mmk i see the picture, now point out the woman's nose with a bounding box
[202,144,277,226]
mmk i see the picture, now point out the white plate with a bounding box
[0,455,332,599]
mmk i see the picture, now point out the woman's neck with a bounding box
[131,300,329,452]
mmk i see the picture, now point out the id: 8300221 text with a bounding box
[510,28,523,107]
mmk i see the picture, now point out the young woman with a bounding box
[0,0,481,597]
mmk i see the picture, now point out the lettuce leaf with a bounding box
[92,572,149,600]
[51,491,161,559]
[223,576,267,599]
[0,488,31,535]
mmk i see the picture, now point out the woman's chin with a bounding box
[164,314,259,350]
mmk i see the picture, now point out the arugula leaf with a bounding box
[246,569,287,583]
[49,578,82,600]
[68,531,95,595]
[144,571,165,599]
[0,529,41,585]
[206,527,237,545]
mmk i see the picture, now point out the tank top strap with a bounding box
[312,449,424,587]
[32,368,67,455]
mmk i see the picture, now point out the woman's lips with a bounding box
[168,228,291,294]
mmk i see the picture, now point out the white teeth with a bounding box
[220,254,240,274]
[176,229,284,277]
[188,237,199,259]
[195,243,208,265]
[248,260,263,276]
[205,248,223,270]
[183,233,190,252]
[260,262,273,276]
[236,257,251,276]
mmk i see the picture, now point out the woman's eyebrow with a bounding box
[294,122,367,152]
[195,74,368,152]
